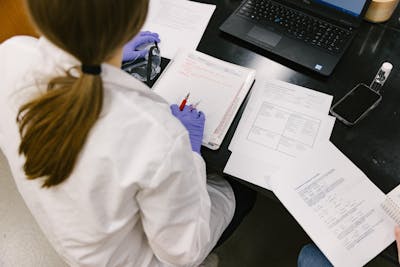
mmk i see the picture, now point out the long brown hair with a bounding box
[18,0,148,187]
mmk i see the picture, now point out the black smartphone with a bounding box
[330,83,382,126]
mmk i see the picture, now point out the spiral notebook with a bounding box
[153,50,256,150]
[382,186,400,225]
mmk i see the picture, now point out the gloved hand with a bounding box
[170,104,205,154]
[122,31,160,62]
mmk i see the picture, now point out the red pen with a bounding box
[179,93,190,111]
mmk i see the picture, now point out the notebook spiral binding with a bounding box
[381,197,400,225]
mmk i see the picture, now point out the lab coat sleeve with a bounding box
[136,133,234,267]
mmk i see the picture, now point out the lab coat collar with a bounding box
[37,37,167,105]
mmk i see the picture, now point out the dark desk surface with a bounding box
[197,0,400,196]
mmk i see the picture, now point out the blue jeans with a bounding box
[298,244,333,267]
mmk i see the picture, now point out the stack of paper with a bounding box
[153,50,255,150]
[142,0,216,59]
[224,79,335,190]
[141,0,257,150]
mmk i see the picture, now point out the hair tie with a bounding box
[81,64,101,75]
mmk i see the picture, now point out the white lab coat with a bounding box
[0,37,235,267]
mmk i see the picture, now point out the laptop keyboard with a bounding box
[238,0,353,53]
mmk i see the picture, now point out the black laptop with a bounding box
[220,0,371,76]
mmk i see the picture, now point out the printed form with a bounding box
[153,50,255,149]
[271,142,395,267]
[225,79,334,190]
[142,0,216,59]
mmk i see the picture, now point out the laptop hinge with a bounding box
[339,19,357,29]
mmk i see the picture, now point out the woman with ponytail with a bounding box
[0,0,257,266]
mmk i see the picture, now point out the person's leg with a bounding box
[215,176,257,247]
[298,244,333,267]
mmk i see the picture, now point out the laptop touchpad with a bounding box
[247,26,282,47]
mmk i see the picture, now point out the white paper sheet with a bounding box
[271,142,395,267]
[229,79,333,151]
[153,50,255,149]
[225,115,335,190]
[142,0,216,59]
[224,79,334,189]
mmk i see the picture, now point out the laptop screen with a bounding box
[313,0,367,17]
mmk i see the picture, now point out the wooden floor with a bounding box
[0,0,38,42]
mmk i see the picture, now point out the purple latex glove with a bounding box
[170,104,205,154]
[122,31,160,62]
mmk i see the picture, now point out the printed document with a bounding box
[153,50,255,149]
[271,142,396,267]
[142,0,216,59]
[224,79,334,189]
